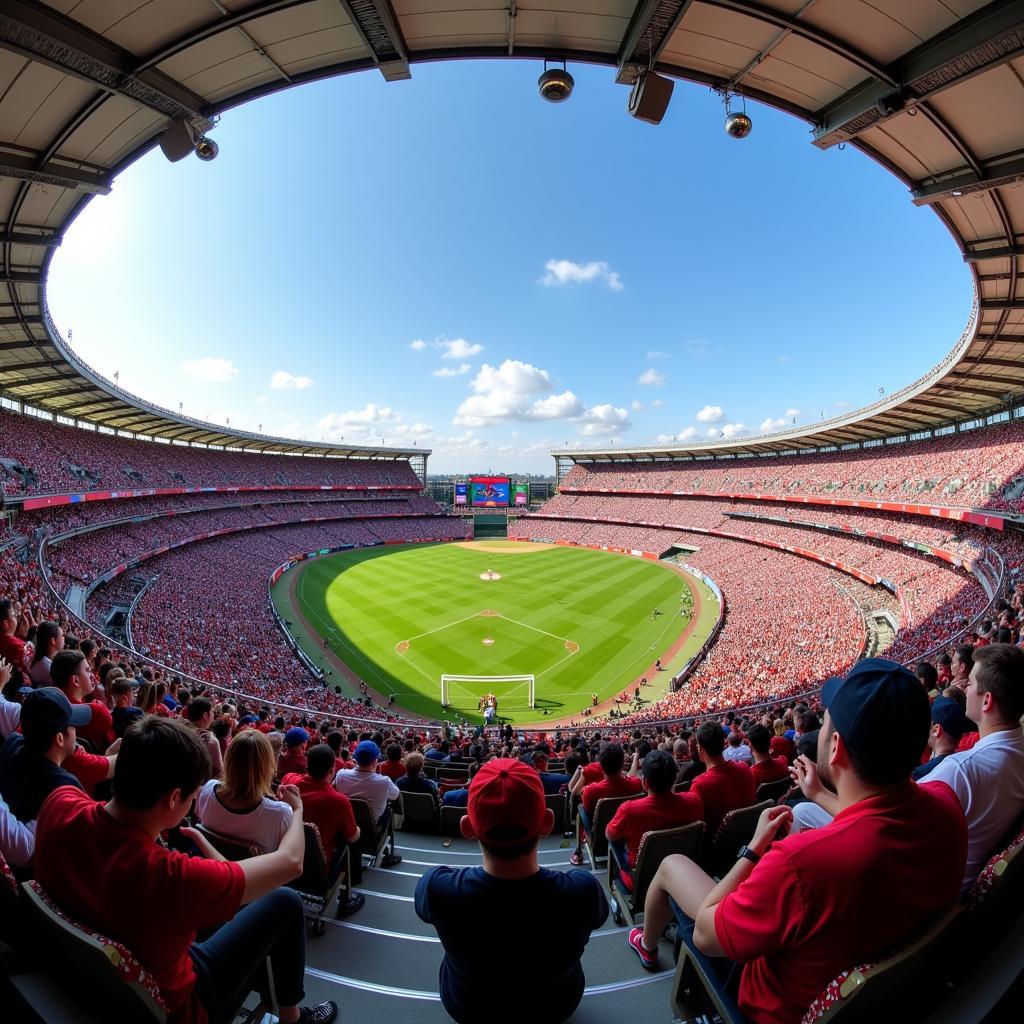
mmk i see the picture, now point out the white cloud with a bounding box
[439,338,483,360]
[541,259,623,291]
[678,426,698,440]
[760,417,788,432]
[532,391,584,419]
[638,368,664,386]
[579,404,630,436]
[654,426,699,444]
[696,405,724,423]
[651,399,664,408]
[631,400,644,412]
[646,350,671,360]
[317,403,404,439]
[182,357,238,383]
[433,363,471,378]
[785,407,801,418]
[409,339,427,351]
[706,423,749,439]
[270,370,314,390]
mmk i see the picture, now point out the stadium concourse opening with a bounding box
[3,2,1024,1023]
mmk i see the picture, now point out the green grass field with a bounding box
[273,541,719,725]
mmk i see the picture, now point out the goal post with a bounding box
[440,674,536,710]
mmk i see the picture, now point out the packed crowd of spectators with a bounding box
[558,417,1024,510]
[0,407,423,496]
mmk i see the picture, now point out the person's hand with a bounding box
[277,784,302,812]
[790,755,824,803]
[105,737,122,755]
[0,657,11,688]
[750,805,793,857]
[179,826,226,862]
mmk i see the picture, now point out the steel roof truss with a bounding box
[0,148,110,195]
[616,0,694,84]
[336,1,411,81]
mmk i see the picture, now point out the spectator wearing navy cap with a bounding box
[0,686,92,824]
[628,658,967,1024]
[278,727,309,777]
[416,758,607,1023]
[333,740,401,861]
[913,697,971,780]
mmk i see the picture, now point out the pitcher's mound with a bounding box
[480,571,502,581]
[482,637,495,646]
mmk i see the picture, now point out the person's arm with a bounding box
[693,805,792,956]
[235,785,305,904]
[568,765,584,796]
[789,755,839,817]
[0,799,35,868]
[626,751,641,778]
[179,826,228,862]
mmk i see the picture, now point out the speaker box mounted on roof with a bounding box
[159,119,195,162]
[628,72,675,125]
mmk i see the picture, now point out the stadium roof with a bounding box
[0,2,1022,462]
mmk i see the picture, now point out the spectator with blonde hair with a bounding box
[196,729,292,852]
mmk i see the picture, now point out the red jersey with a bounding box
[35,787,244,1023]
[581,773,642,817]
[64,745,111,795]
[605,790,704,867]
[690,761,756,838]
[281,772,357,864]
[769,736,796,763]
[277,750,307,777]
[378,759,406,782]
[956,731,981,752]
[74,698,114,752]
[0,633,27,673]
[751,757,789,789]
[715,782,966,1024]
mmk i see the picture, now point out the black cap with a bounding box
[821,658,930,783]
[21,686,91,747]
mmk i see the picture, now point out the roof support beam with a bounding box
[980,298,1024,310]
[0,149,110,195]
[1,229,60,247]
[615,0,694,84]
[0,336,41,348]
[963,242,1024,263]
[0,0,210,123]
[950,371,1023,389]
[1,369,78,386]
[0,358,65,372]
[813,0,1024,149]
[911,152,1024,205]
[905,396,977,417]
[0,269,41,284]
[17,383,85,401]
[69,400,128,418]
[336,1,410,81]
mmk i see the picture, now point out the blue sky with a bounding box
[47,60,973,474]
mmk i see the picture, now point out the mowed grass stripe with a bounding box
[284,543,693,724]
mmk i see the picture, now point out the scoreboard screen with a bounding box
[454,483,468,506]
[470,476,510,507]
[512,483,529,506]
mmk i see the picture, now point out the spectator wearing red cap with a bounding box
[278,728,309,777]
[50,648,114,752]
[281,743,364,917]
[689,722,756,838]
[627,659,967,1024]
[34,715,337,1024]
[415,758,607,1023]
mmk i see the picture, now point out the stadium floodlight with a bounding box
[441,674,535,710]
[538,60,574,103]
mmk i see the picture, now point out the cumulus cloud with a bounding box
[409,339,427,351]
[696,405,724,423]
[182,357,238,383]
[707,423,749,439]
[759,408,801,432]
[631,400,644,412]
[453,358,629,435]
[317,403,405,439]
[433,363,471,378]
[270,370,314,390]
[638,368,664,386]
[646,350,671,360]
[654,427,699,444]
[439,338,483,360]
[542,259,623,291]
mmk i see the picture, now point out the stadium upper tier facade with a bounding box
[0,1,1021,452]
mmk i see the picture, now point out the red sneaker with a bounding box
[627,926,659,971]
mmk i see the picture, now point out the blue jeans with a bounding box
[190,887,306,1023]
[669,898,743,1009]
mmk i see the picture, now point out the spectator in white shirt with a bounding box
[333,740,402,866]
[28,621,64,687]
[723,732,754,766]
[196,729,293,852]
[925,643,1024,890]
[0,792,35,867]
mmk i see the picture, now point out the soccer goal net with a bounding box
[440,674,536,711]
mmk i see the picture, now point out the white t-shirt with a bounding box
[333,767,399,820]
[924,726,1024,890]
[29,657,52,687]
[723,743,753,765]
[196,779,292,853]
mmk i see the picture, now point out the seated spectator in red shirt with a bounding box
[281,743,363,917]
[325,730,353,772]
[748,725,790,789]
[569,743,642,865]
[186,697,223,778]
[768,719,796,763]
[255,708,275,734]
[34,716,337,1024]
[0,600,28,674]
[50,649,114,751]
[277,728,309,777]
[689,722,756,839]
[626,659,967,1024]
[605,749,703,884]
[377,743,406,781]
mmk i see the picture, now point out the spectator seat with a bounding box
[440,804,466,837]
[193,824,262,862]
[577,792,642,870]
[396,790,440,834]
[755,778,793,804]
[289,822,352,938]
[349,797,397,869]
[703,800,773,879]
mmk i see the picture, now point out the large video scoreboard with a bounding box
[453,477,529,508]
